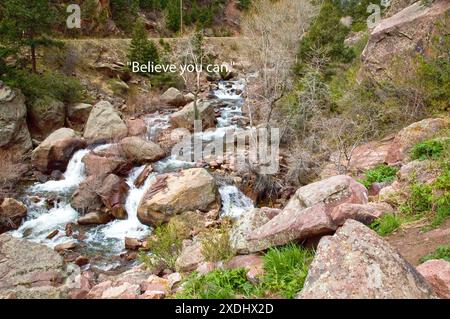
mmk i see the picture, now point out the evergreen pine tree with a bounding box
[0,0,57,74]
[128,20,160,74]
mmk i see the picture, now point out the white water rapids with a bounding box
[11,80,255,267]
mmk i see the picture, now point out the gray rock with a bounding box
[170,100,216,131]
[83,101,128,143]
[0,234,68,299]
[0,83,32,154]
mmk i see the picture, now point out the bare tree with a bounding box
[174,31,213,129]
[242,0,317,126]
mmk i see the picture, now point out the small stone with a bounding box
[54,241,77,252]
[75,256,89,267]
[125,237,144,250]
[46,230,59,240]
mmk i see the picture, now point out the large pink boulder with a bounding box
[362,0,450,82]
[330,202,393,226]
[31,128,86,173]
[242,175,368,252]
[385,117,448,164]
[417,259,450,299]
[298,220,438,299]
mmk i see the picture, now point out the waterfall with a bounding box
[219,185,254,219]
[30,149,90,193]
[12,202,79,247]
[86,166,153,244]
[145,112,171,141]
[11,149,90,245]
[10,78,256,267]
[214,80,245,100]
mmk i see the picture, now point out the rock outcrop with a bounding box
[298,220,437,299]
[0,234,68,299]
[82,144,131,177]
[126,118,147,137]
[330,202,393,226]
[28,97,65,140]
[0,82,32,154]
[31,128,86,173]
[97,174,129,219]
[170,100,217,131]
[83,101,128,143]
[71,173,129,217]
[160,87,186,107]
[137,168,218,226]
[385,117,448,164]
[71,176,104,214]
[362,0,450,82]
[229,208,282,254]
[0,198,27,234]
[67,103,93,131]
[175,240,206,273]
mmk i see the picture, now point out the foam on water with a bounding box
[85,166,153,250]
[30,149,90,193]
[12,202,79,247]
[214,80,246,100]
[219,185,254,219]
[145,112,171,141]
[153,155,196,173]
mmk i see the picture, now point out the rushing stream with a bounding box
[10,79,254,270]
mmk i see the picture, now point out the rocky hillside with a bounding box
[0,0,449,300]
[54,0,247,36]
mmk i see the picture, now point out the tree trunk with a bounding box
[31,44,37,74]
[193,91,199,121]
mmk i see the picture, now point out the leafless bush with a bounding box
[242,0,317,125]
[126,90,161,116]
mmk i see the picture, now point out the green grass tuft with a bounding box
[411,139,445,161]
[139,223,186,272]
[359,164,399,189]
[370,214,401,236]
[420,245,450,263]
[175,268,261,299]
[262,244,314,299]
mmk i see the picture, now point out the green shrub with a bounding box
[128,20,160,74]
[429,160,450,228]
[139,223,185,272]
[415,20,450,112]
[111,0,139,33]
[149,73,184,90]
[201,222,235,263]
[435,162,450,191]
[296,0,355,75]
[6,70,84,104]
[166,0,181,32]
[409,183,433,213]
[420,245,450,263]
[262,244,314,299]
[237,0,252,10]
[370,214,401,236]
[359,164,399,189]
[334,0,383,31]
[430,196,450,228]
[176,268,260,299]
[411,140,445,161]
